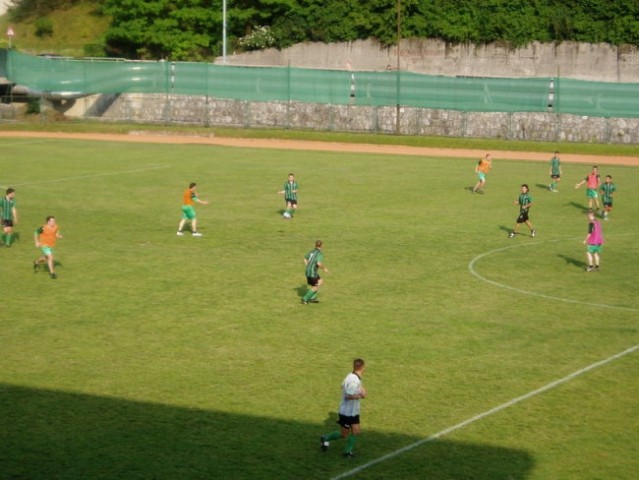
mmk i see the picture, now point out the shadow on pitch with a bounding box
[567,201,589,213]
[558,254,586,269]
[295,283,308,299]
[0,383,535,479]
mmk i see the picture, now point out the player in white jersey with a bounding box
[320,358,367,457]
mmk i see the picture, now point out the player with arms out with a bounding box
[320,358,367,458]
[34,216,63,279]
[575,166,602,214]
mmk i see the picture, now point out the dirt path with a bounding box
[1,131,638,166]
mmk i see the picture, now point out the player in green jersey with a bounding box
[302,240,328,304]
[278,173,298,219]
[599,175,616,220]
[548,151,562,192]
[509,184,536,238]
[0,188,18,247]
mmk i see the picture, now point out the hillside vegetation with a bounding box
[3,0,639,61]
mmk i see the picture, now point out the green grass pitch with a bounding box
[1,136,638,479]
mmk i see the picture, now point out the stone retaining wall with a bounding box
[59,93,639,144]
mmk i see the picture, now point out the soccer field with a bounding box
[1,136,638,479]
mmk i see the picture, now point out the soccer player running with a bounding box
[277,173,298,219]
[34,216,63,279]
[321,358,367,458]
[0,188,18,247]
[177,182,209,237]
[302,240,328,304]
[549,151,562,192]
[599,175,616,220]
[472,153,492,194]
[584,209,604,272]
[509,184,536,238]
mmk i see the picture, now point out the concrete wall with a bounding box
[219,39,639,82]
[60,93,639,144]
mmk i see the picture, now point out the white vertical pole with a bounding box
[222,0,227,64]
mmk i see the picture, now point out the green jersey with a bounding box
[304,248,324,278]
[0,196,16,220]
[518,192,533,213]
[550,156,561,175]
[600,182,616,202]
[283,181,298,201]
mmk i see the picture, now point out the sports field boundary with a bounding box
[1,131,638,166]
[330,343,639,479]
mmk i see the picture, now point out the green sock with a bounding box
[325,431,341,441]
[303,290,314,301]
[345,434,357,453]
[5,234,11,246]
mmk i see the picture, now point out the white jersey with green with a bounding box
[338,372,363,417]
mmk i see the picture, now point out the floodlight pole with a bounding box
[222,0,227,63]
[395,0,401,135]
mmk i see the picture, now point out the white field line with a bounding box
[1,165,170,188]
[468,237,639,313]
[331,343,639,480]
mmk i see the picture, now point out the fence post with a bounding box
[395,69,401,135]
[286,61,291,130]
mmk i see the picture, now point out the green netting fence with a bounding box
[5,50,639,118]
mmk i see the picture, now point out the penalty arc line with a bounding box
[468,238,639,313]
[1,165,171,188]
[330,342,639,480]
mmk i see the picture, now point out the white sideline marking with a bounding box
[330,343,639,480]
[1,165,170,188]
[468,238,639,312]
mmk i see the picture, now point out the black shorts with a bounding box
[1,219,13,228]
[603,201,613,208]
[285,198,297,206]
[551,174,561,179]
[307,276,321,286]
[338,414,360,429]
[516,211,530,223]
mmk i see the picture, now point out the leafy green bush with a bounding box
[34,17,54,38]
[83,41,107,58]
[25,97,41,114]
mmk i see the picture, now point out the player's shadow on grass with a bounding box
[295,284,308,299]
[534,183,550,191]
[0,383,535,479]
[567,201,589,212]
[34,260,62,273]
[558,254,586,269]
